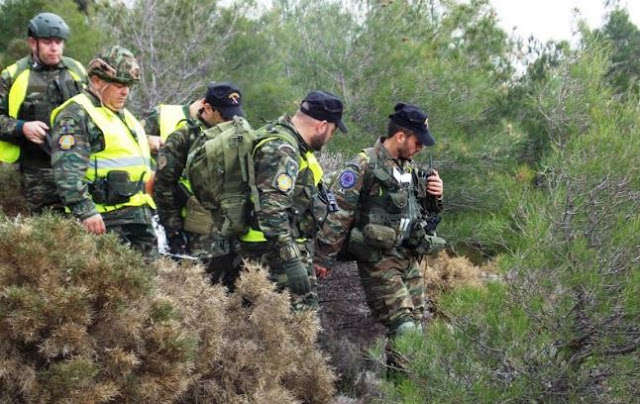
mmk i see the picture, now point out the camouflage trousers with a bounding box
[103,205,158,258]
[190,232,241,292]
[21,168,65,214]
[357,250,424,335]
[238,239,318,309]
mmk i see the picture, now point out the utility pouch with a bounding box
[89,178,109,204]
[347,227,381,262]
[183,196,213,235]
[219,195,248,237]
[388,190,408,211]
[415,234,447,255]
[363,223,397,250]
[105,170,135,205]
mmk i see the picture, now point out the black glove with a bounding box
[167,230,190,255]
[282,258,311,295]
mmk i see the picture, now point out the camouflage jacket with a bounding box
[0,55,86,168]
[246,115,326,259]
[50,89,149,223]
[154,119,205,232]
[315,137,443,268]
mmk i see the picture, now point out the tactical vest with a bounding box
[0,57,85,163]
[240,124,324,243]
[51,93,155,213]
[352,147,421,247]
[157,104,188,141]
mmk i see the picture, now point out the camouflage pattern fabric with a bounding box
[140,106,161,138]
[21,168,66,214]
[88,46,140,85]
[103,205,158,257]
[0,55,86,213]
[238,116,324,308]
[154,120,231,261]
[50,89,156,256]
[358,253,424,333]
[316,138,430,334]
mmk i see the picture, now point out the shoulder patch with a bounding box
[157,154,168,171]
[58,134,76,151]
[277,142,296,154]
[286,160,299,176]
[339,169,357,189]
[275,173,294,192]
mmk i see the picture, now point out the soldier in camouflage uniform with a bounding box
[50,46,157,256]
[315,102,445,337]
[0,12,86,214]
[238,91,347,308]
[154,82,246,286]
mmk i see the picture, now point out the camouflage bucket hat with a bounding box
[88,45,140,85]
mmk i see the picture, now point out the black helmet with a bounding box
[28,12,69,40]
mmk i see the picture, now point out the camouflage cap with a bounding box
[87,45,140,85]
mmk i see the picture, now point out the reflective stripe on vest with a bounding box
[158,104,188,140]
[0,61,84,163]
[240,146,323,243]
[51,93,156,213]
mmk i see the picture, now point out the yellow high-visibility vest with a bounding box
[158,104,188,141]
[51,93,155,213]
[0,57,86,163]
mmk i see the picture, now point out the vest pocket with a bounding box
[183,196,213,235]
[347,228,381,262]
[388,189,408,212]
[363,223,397,250]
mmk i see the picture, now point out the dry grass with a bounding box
[423,250,500,299]
[0,213,336,403]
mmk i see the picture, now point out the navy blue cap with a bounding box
[205,82,245,119]
[389,102,434,146]
[300,90,347,133]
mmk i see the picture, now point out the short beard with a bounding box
[310,130,330,151]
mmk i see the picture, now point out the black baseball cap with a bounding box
[205,82,245,119]
[389,102,435,146]
[300,90,348,133]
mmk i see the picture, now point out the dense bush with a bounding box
[0,213,335,403]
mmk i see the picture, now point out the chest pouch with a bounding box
[105,170,143,205]
[363,223,397,250]
[388,188,409,213]
[183,196,214,235]
[346,227,381,262]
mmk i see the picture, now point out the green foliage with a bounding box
[593,7,640,99]
[0,0,103,66]
[388,37,640,402]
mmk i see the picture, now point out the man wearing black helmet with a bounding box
[0,12,86,214]
[315,102,445,338]
[49,46,157,256]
